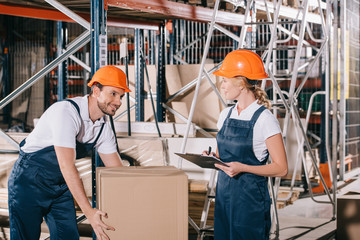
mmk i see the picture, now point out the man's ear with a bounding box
[93,85,101,97]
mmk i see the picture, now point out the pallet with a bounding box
[276,187,302,209]
[188,180,214,234]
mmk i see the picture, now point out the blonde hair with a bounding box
[231,77,272,109]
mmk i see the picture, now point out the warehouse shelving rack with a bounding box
[0,0,359,239]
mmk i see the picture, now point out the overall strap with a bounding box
[19,139,26,148]
[93,123,105,145]
[250,105,266,123]
[65,98,105,142]
[226,105,236,119]
[65,99,80,117]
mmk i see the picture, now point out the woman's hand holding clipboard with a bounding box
[175,152,229,169]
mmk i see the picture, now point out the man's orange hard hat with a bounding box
[213,49,268,80]
[88,65,131,92]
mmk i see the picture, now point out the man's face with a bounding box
[96,86,125,116]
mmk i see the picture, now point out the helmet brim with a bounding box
[213,69,268,80]
[88,80,131,92]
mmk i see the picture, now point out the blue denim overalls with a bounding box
[8,99,104,240]
[214,105,271,240]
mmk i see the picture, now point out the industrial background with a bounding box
[0,0,359,239]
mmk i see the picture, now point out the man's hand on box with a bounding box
[87,208,115,240]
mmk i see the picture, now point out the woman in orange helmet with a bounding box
[204,49,288,240]
[8,65,130,240]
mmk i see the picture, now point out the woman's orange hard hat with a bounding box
[213,49,268,80]
[88,65,131,92]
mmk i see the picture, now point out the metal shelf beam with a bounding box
[107,0,245,26]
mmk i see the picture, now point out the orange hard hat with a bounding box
[213,49,268,80]
[88,65,131,92]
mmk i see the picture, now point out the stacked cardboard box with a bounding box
[97,166,188,240]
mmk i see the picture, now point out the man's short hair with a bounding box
[89,82,103,95]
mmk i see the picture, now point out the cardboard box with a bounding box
[97,166,188,240]
[337,192,360,240]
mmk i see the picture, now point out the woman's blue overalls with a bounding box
[8,99,104,240]
[214,105,271,240]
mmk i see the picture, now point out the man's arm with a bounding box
[54,146,114,240]
[98,152,123,167]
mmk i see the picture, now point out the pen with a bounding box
[208,146,212,155]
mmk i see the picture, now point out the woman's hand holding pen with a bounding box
[202,146,215,156]
[215,162,245,178]
[200,146,246,176]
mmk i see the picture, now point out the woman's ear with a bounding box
[238,81,245,91]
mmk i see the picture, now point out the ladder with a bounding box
[188,169,217,240]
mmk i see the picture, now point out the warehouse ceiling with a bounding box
[0,0,324,29]
[0,0,246,28]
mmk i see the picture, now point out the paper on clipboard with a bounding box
[175,153,229,169]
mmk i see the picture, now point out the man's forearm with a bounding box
[99,152,123,167]
[55,146,93,215]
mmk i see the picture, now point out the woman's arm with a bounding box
[215,133,288,178]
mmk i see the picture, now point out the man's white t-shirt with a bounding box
[21,95,117,154]
[217,100,281,162]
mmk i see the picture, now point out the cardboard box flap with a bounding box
[97,166,184,177]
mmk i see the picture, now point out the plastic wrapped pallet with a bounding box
[117,137,168,166]
[96,166,188,240]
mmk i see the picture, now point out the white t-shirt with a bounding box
[217,100,281,162]
[21,95,117,154]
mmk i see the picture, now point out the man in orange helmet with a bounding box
[8,65,130,240]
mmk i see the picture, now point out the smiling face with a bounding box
[95,86,125,116]
[220,77,244,101]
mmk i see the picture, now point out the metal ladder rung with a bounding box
[237,46,298,51]
[223,0,243,7]
[245,20,300,25]
[274,74,292,78]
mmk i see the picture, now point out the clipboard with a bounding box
[175,153,229,169]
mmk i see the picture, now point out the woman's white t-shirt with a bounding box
[217,100,281,162]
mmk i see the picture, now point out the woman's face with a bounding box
[220,77,243,100]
